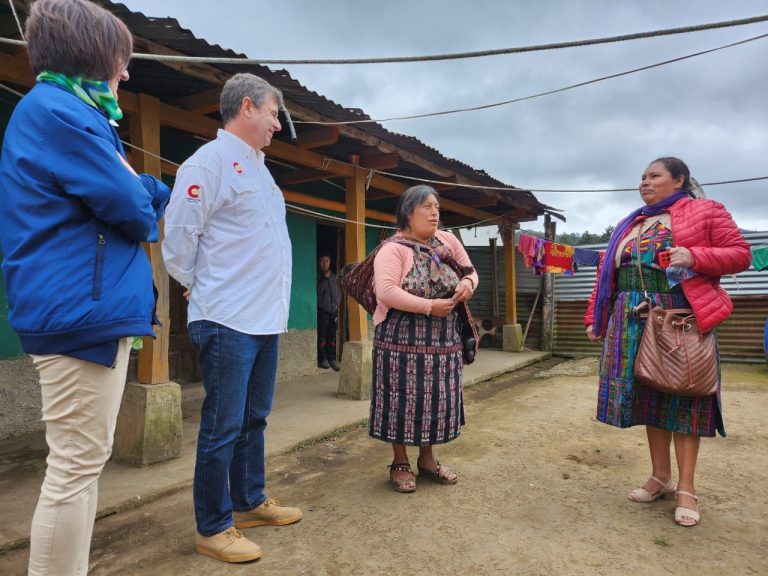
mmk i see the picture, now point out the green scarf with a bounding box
[37,71,123,121]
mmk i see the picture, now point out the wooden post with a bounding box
[344,163,367,342]
[113,93,181,467]
[541,215,555,352]
[502,226,517,325]
[489,238,499,319]
[129,93,169,384]
[501,225,522,351]
[338,162,372,400]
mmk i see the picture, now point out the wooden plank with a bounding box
[297,126,340,149]
[0,51,35,87]
[490,238,500,317]
[360,153,399,170]
[282,189,395,223]
[276,169,334,186]
[503,227,517,325]
[465,196,498,208]
[158,101,219,139]
[130,93,170,384]
[171,86,222,114]
[345,167,368,341]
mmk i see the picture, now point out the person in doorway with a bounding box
[0,1,171,574]
[317,254,341,370]
[163,73,301,563]
[371,185,478,492]
[585,157,751,527]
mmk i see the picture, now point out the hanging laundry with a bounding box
[751,245,768,271]
[573,247,601,267]
[541,241,575,275]
[517,233,538,268]
[533,238,547,274]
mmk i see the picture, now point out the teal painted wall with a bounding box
[287,213,316,330]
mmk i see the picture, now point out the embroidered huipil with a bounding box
[163,129,292,334]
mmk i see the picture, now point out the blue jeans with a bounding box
[189,320,279,536]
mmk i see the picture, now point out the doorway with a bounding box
[316,224,344,361]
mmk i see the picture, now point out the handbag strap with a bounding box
[631,223,652,316]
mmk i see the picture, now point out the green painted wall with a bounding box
[287,213,316,330]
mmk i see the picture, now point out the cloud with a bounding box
[123,0,768,233]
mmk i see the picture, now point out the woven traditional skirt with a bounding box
[369,308,464,446]
[597,268,724,437]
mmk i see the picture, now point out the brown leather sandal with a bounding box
[417,459,458,485]
[388,462,416,493]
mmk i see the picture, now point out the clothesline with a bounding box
[516,232,601,276]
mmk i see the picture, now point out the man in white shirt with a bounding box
[163,73,301,564]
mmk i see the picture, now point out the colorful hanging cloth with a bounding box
[751,245,768,271]
[517,233,538,268]
[541,241,574,275]
[573,247,601,267]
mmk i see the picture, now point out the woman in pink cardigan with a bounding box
[371,185,478,493]
[585,157,751,527]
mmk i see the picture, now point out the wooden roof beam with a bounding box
[282,189,395,224]
[464,196,498,208]
[360,153,399,171]
[171,86,222,115]
[297,126,340,149]
[0,49,501,224]
[276,169,335,186]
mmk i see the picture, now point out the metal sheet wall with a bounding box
[553,231,768,362]
[554,231,768,301]
[466,245,543,350]
[554,295,768,362]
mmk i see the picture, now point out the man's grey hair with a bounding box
[220,73,284,125]
[395,185,439,230]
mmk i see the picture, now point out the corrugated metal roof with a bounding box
[0,1,552,220]
[98,2,549,214]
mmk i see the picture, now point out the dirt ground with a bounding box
[4,358,767,576]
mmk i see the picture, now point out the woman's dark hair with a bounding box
[651,157,691,190]
[26,0,133,80]
[395,185,439,230]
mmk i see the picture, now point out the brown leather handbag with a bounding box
[630,226,718,397]
[633,306,718,396]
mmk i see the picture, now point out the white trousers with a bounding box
[27,338,131,576]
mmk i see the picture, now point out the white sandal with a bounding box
[675,490,700,527]
[628,475,676,502]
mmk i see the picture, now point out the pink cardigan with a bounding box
[372,230,479,325]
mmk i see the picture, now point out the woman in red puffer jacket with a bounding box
[584,157,751,528]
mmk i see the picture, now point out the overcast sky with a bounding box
[121,0,767,241]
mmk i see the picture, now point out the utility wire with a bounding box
[7,0,24,42]
[0,79,764,195]
[1,14,768,64]
[296,32,768,125]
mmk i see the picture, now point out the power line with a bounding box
[295,32,768,125]
[0,79,764,195]
[1,14,768,65]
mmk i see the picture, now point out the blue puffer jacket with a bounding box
[0,81,171,355]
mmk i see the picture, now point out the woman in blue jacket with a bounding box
[0,1,170,573]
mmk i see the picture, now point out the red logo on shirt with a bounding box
[187,185,201,199]
[233,162,243,175]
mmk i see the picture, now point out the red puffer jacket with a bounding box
[585,197,751,333]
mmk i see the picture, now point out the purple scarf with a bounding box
[592,190,690,336]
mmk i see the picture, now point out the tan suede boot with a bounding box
[234,498,303,528]
[195,527,262,563]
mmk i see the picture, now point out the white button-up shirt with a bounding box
[163,129,292,334]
